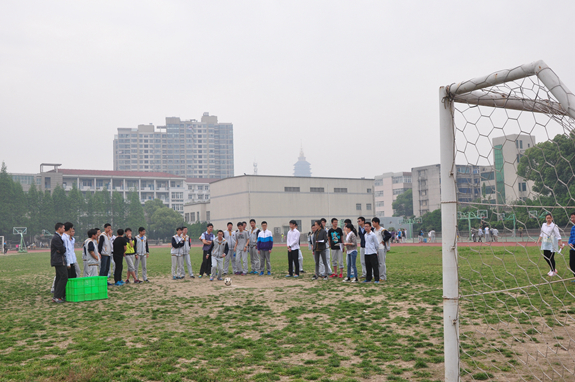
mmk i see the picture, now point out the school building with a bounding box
[183,175,375,239]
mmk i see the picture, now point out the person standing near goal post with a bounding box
[372,217,390,281]
[210,230,228,281]
[568,212,575,282]
[328,218,344,278]
[257,221,273,275]
[171,227,185,280]
[312,220,330,280]
[199,224,214,278]
[536,213,564,277]
[357,217,367,278]
[362,222,380,283]
[223,222,237,275]
[98,223,114,283]
[286,220,300,278]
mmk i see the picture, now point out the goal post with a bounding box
[440,60,575,382]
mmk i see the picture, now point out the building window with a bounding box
[206,211,210,221]
[185,213,189,222]
[310,187,324,192]
[376,201,385,207]
[191,212,196,222]
[375,190,384,197]
[518,182,527,192]
[356,203,362,211]
[374,179,383,186]
[367,188,372,193]
[334,188,347,193]
[285,187,300,192]
[366,203,372,210]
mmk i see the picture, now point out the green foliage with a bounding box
[150,207,185,240]
[392,189,413,217]
[126,191,146,232]
[185,221,209,240]
[144,199,165,224]
[414,209,441,232]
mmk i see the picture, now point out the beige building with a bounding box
[373,172,412,217]
[184,175,375,238]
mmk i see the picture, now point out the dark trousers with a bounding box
[543,250,556,272]
[99,255,111,277]
[365,253,380,282]
[314,250,329,277]
[288,249,299,276]
[54,265,68,299]
[67,264,77,279]
[199,250,212,276]
[113,253,124,283]
[571,250,575,277]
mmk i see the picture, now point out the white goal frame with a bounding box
[439,60,575,382]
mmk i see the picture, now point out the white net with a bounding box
[443,61,575,381]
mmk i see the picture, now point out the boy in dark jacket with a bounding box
[312,220,330,280]
[51,222,67,303]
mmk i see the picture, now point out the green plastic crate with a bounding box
[65,276,108,302]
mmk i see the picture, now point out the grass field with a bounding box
[0,244,574,381]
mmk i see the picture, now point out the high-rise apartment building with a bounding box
[373,172,412,217]
[113,113,234,179]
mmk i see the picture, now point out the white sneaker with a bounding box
[547,270,554,277]
[554,270,559,276]
[343,277,350,282]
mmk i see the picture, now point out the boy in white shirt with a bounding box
[286,220,300,278]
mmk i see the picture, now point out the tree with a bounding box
[144,199,166,225]
[126,191,146,231]
[68,184,84,233]
[39,190,55,232]
[12,182,27,228]
[150,208,184,240]
[392,189,413,217]
[517,132,575,206]
[111,191,127,229]
[0,162,15,236]
[52,186,69,222]
[27,184,42,237]
[414,208,442,233]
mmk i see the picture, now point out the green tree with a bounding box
[92,190,108,229]
[126,191,146,231]
[0,162,15,236]
[517,132,575,206]
[144,199,166,225]
[12,182,27,228]
[52,186,69,222]
[415,208,442,232]
[185,221,208,241]
[27,183,42,237]
[111,191,127,229]
[39,190,55,232]
[150,208,184,240]
[68,184,84,233]
[392,189,413,217]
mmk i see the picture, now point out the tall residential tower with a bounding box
[114,113,234,179]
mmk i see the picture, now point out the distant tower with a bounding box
[293,147,312,177]
[253,161,258,175]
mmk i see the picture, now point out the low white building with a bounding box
[373,172,412,217]
[184,175,375,238]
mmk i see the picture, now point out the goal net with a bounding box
[440,61,575,382]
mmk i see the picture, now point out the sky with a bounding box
[1,0,574,179]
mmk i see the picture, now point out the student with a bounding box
[51,222,77,293]
[257,221,274,275]
[248,219,260,274]
[182,227,195,279]
[210,230,229,281]
[171,227,185,280]
[568,212,575,281]
[51,223,68,303]
[286,220,300,278]
[112,229,127,286]
[328,218,344,278]
[134,227,150,283]
[124,228,140,284]
[318,218,333,277]
[223,222,237,275]
[536,213,564,277]
[312,220,330,280]
[83,229,101,278]
[98,223,114,282]
[363,222,380,283]
[63,222,78,279]
[199,224,214,278]
[343,223,358,282]
[357,217,367,278]
[372,217,391,281]
[234,222,249,276]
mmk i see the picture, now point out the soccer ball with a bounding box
[224,277,232,286]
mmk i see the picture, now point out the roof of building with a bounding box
[48,169,185,179]
[210,174,374,184]
[186,178,220,184]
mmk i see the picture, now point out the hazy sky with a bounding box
[1,1,574,179]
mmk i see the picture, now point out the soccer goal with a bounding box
[440,61,575,381]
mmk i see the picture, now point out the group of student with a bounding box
[185,216,393,284]
[50,222,150,303]
[171,220,274,281]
